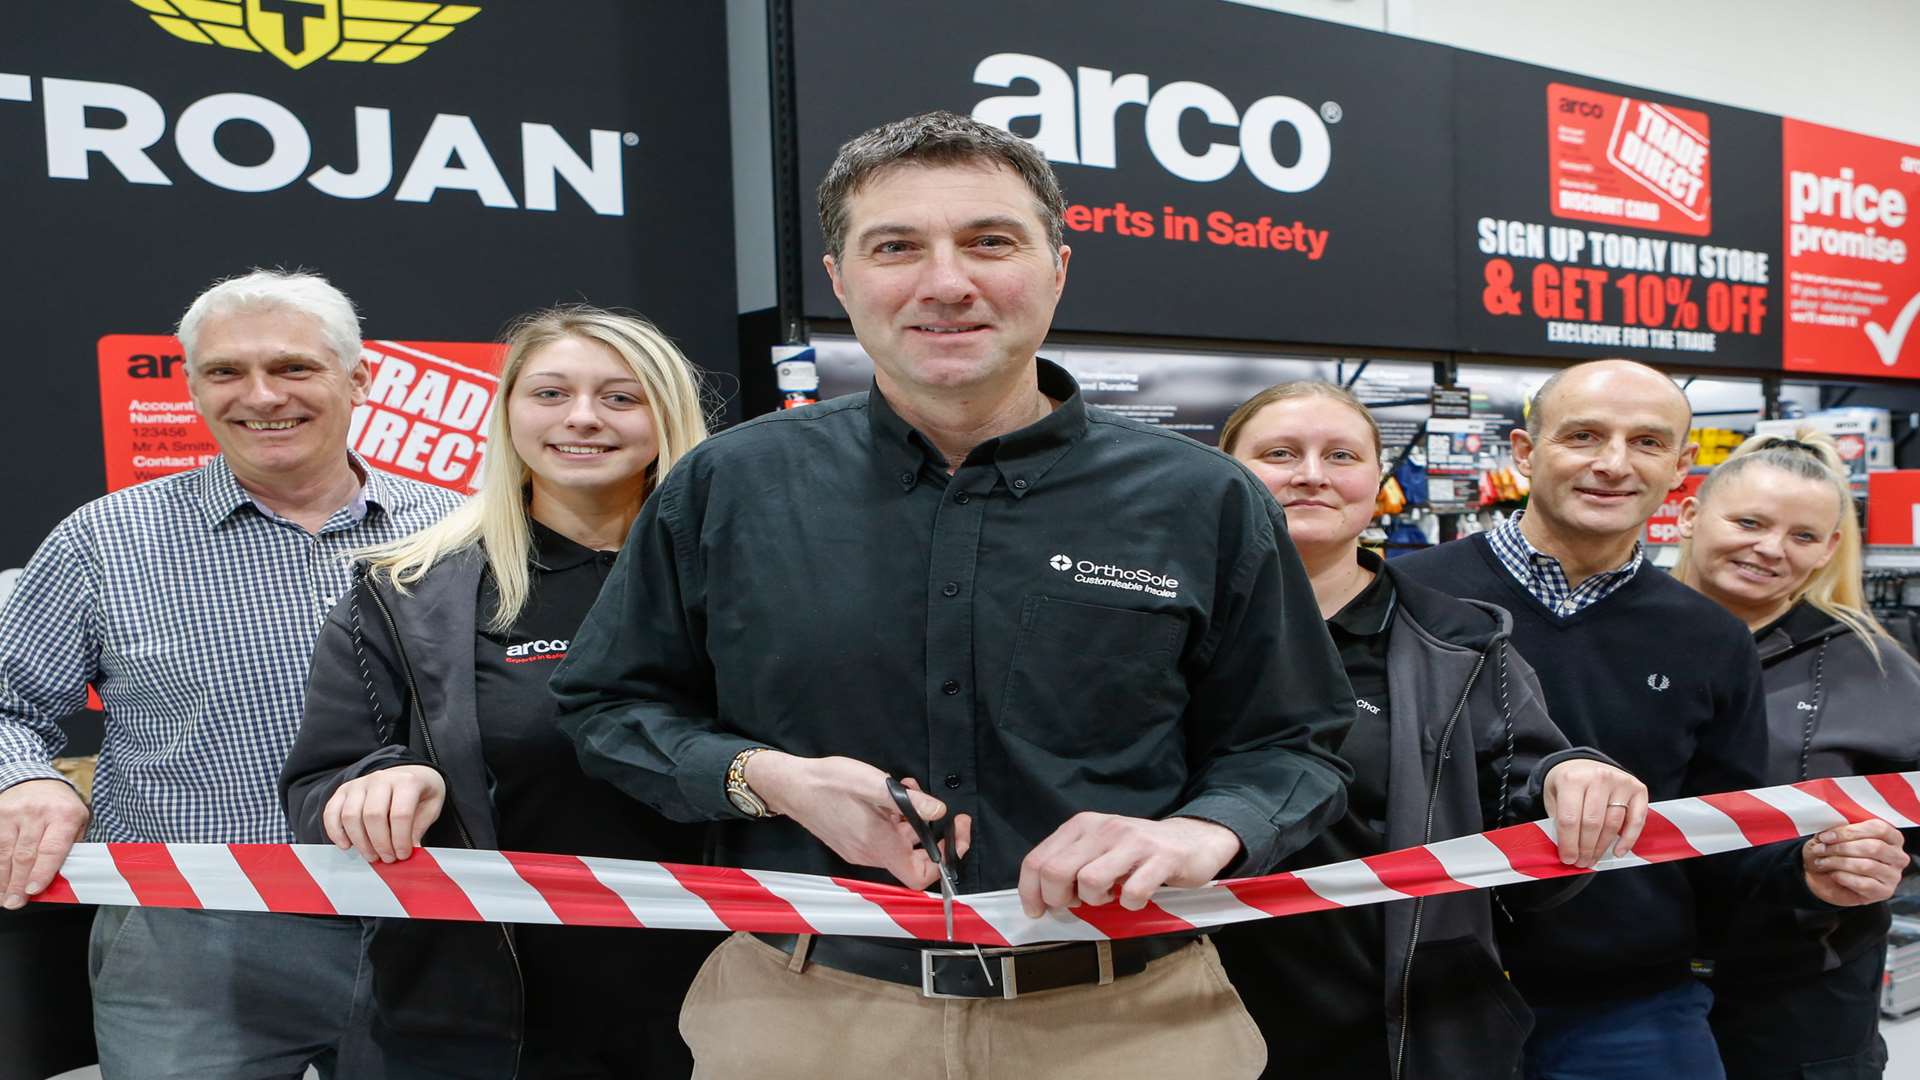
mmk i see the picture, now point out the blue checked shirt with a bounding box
[1486,511,1644,618]
[0,455,461,843]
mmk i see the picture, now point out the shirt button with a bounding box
[899,471,914,485]
[1012,478,1028,490]
[944,773,962,790]
[955,492,971,504]
[942,581,960,597]
[942,679,960,695]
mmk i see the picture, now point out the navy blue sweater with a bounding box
[1394,534,1792,1005]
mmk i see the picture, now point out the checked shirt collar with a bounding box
[192,451,408,531]
[1487,510,1643,618]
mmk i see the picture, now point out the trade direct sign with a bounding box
[1781,119,1920,378]
[0,3,737,571]
[792,0,1457,350]
[97,336,505,493]
[1547,83,1711,237]
[1454,55,1782,370]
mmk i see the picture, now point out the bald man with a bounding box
[1394,360,1903,1080]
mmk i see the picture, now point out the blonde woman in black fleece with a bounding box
[1678,427,1920,1080]
[1213,381,1647,1080]
[282,307,714,1078]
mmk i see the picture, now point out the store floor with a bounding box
[35,1023,1920,1078]
[1887,1013,1920,1070]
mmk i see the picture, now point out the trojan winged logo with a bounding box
[127,0,481,70]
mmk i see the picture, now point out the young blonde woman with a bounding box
[280,307,713,1078]
[1676,428,1920,1080]
[1211,382,1647,1080]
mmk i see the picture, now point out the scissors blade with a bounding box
[937,868,957,941]
[886,777,991,984]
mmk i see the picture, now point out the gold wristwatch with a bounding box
[725,747,776,818]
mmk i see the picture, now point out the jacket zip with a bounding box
[1393,646,1489,1080]
[367,581,525,1080]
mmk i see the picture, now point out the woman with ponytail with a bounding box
[1677,426,1920,1079]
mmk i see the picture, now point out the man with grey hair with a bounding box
[0,269,461,1077]
[557,111,1353,1076]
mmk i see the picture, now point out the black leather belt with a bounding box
[752,932,1193,999]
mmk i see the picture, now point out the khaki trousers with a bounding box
[679,932,1266,1080]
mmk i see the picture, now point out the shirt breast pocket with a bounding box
[997,595,1186,756]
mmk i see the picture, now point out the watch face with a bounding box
[727,787,763,817]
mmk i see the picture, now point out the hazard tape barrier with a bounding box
[30,772,1920,946]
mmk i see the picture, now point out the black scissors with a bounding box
[886,777,994,985]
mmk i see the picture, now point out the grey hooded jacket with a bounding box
[1705,602,1920,982]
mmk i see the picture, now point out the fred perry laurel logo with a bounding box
[127,0,482,70]
[1050,554,1073,571]
[1647,673,1671,692]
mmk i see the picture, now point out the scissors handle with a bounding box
[885,777,949,869]
[885,778,989,981]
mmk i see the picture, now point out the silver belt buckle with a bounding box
[920,946,1019,1000]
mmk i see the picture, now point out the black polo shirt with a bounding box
[553,359,1355,891]
[1218,552,1395,1078]
[474,522,715,1071]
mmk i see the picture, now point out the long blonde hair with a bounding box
[360,306,711,630]
[1675,425,1886,661]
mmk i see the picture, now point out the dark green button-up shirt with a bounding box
[555,360,1354,891]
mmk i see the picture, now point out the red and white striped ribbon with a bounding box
[32,772,1920,945]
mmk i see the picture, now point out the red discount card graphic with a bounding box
[97,336,506,494]
[1547,83,1712,237]
[1781,119,1920,378]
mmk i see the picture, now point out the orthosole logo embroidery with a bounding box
[506,638,568,663]
[127,0,481,70]
[1049,553,1179,598]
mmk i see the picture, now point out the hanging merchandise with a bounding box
[1384,517,1431,555]
[1691,427,1749,467]
[1427,418,1489,510]
[1487,466,1530,503]
[1376,474,1408,516]
[1393,450,1431,507]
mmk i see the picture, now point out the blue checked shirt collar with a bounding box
[1487,511,1643,617]
[193,452,409,530]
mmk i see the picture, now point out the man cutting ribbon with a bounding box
[551,111,1357,1079]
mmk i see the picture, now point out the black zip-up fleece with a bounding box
[1220,556,1607,1080]
[1374,560,1602,1079]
